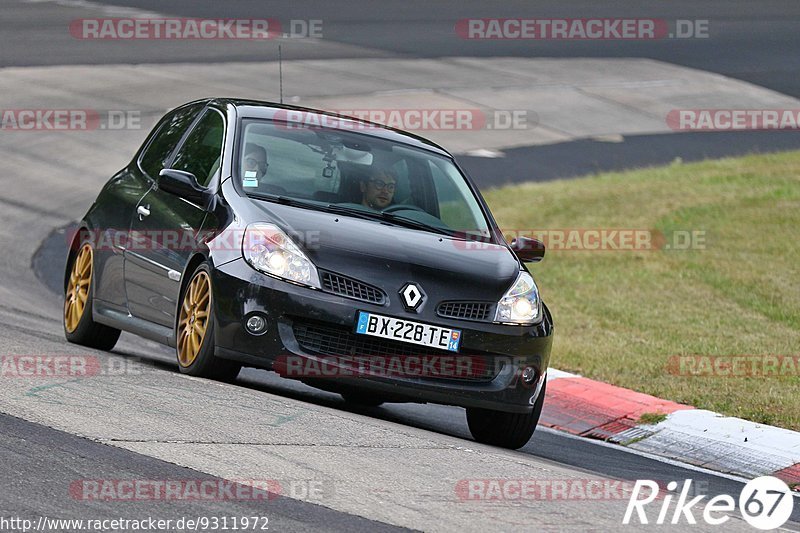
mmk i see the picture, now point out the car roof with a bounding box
[200,97,453,158]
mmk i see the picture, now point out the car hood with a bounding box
[251,200,521,303]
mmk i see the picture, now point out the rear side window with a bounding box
[139,104,203,178]
[170,110,225,187]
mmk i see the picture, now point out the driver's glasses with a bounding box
[245,157,268,172]
[369,179,396,192]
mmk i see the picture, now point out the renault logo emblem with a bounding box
[399,283,426,312]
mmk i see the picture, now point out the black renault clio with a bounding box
[63,98,553,449]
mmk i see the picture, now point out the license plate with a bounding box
[355,311,462,352]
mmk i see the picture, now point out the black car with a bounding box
[63,98,553,449]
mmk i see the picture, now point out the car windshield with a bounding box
[237,118,492,239]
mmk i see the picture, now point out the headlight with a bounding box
[243,223,320,289]
[494,271,541,325]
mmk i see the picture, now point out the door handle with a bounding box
[137,205,151,220]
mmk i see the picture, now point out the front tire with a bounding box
[466,380,547,449]
[176,263,241,381]
[63,242,121,350]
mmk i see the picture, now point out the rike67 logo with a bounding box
[624,476,795,529]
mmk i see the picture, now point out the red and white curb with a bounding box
[543,369,800,490]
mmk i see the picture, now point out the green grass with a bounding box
[638,412,668,425]
[483,151,800,430]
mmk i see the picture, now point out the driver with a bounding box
[243,143,269,179]
[361,168,397,210]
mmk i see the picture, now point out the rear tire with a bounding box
[63,241,121,351]
[176,263,241,382]
[466,380,546,449]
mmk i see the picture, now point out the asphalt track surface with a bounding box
[3,0,800,531]
[2,413,411,532]
[459,130,800,187]
[20,234,800,527]
[7,0,800,99]
[5,0,800,184]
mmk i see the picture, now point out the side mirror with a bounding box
[158,169,214,210]
[510,236,545,263]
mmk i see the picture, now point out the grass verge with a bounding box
[483,151,800,430]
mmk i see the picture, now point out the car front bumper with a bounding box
[211,258,553,413]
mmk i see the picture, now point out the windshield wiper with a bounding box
[248,194,453,236]
[247,192,303,206]
[248,194,390,224]
[380,211,455,236]
[324,204,454,236]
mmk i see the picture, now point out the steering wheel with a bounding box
[382,204,427,214]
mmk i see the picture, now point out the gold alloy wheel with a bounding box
[64,244,93,333]
[177,270,211,368]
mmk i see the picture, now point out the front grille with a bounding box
[291,319,497,381]
[437,301,493,321]
[321,271,385,304]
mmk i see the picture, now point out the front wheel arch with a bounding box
[174,260,241,381]
[172,252,210,337]
[64,225,90,293]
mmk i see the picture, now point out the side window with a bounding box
[170,110,225,188]
[139,104,203,179]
